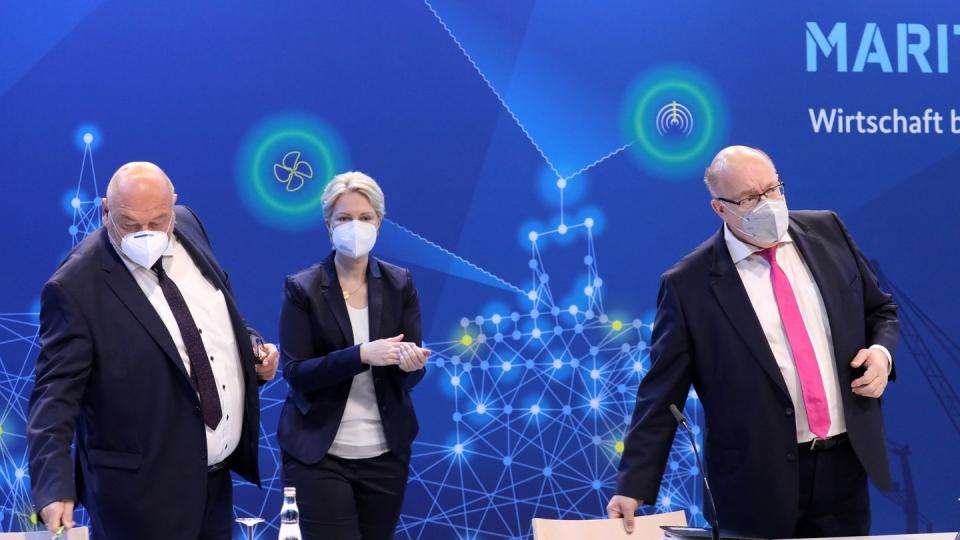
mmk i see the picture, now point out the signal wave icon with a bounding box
[655,100,694,136]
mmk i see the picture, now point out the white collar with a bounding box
[723,223,792,264]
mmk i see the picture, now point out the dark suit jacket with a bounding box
[27,206,262,539]
[616,211,898,538]
[277,253,425,465]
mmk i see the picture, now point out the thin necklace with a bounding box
[342,280,366,300]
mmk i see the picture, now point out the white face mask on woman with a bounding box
[109,213,172,269]
[331,220,377,258]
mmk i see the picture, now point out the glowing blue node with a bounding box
[510,312,520,321]
[68,225,78,236]
[562,405,572,415]
[543,467,552,477]
[502,361,512,372]
[618,384,627,393]
[591,480,602,490]
[530,309,540,319]
[435,358,445,368]
[529,259,538,269]
[584,255,594,265]
[525,360,535,369]
[590,346,599,356]
[511,331,522,340]
[450,376,461,387]
[503,405,513,415]
[460,318,470,328]
[71,197,81,209]
[592,436,602,445]
[531,404,541,415]
[503,456,512,466]
[590,369,600,380]
[558,224,568,235]
[569,358,580,368]
[553,326,562,335]
[589,398,600,409]
[82,133,94,144]
[476,404,487,415]
[474,316,484,325]
[552,359,563,369]
[541,274,550,283]
[453,443,464,455]
[453,412,462,422]
[481,360,490,369]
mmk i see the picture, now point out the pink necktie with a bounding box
[758,245,831,439]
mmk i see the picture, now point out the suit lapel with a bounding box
[707,227,792,402]
[367,257,384,341]
[320,254,354,345]
[788,218,848,374]
[97,230,191,383]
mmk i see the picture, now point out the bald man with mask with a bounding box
[28,162,279,539]
[606,146,898,538]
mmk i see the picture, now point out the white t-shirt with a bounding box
[328,304,390,459]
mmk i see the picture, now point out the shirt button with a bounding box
[226,415,230,420]
[198,328,203,334]
[209,356,214,362]
[786,451,796,462]
[785,407,794,416]
[222,384,226,390]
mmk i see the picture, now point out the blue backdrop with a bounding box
[1,1,958,537]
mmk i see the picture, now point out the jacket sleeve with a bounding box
[616,274,694,504]
[831,212,900,380]
[279,276,367,393]
[396,268,426,391]
[28,280,92,512]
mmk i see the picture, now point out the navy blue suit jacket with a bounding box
[27,206,262,539]
[616,211,899,538]
[277,253,425,464]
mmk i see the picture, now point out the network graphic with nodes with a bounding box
[396,209,707,539]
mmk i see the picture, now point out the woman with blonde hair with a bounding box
[277,171,429,539]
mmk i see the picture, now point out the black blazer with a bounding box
[277,253,425,464]
[27,206,262,539]
[616,211,898,538]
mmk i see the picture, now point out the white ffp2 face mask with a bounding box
[109,214,172,269]
[729,199,789,245]
[331,220,377,258]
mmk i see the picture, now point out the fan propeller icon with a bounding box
[273,150,314,192]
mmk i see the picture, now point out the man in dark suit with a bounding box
[607,146,898,538]
[28,162,279,539]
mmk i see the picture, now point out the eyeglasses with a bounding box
[715,181,785,209]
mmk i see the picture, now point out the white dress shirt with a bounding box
[328,304,389,459]
[115,236,245,466]
[724,225,849,443]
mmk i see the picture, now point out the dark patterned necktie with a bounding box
[152,259,222,429]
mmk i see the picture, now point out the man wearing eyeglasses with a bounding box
[607,146,898,538]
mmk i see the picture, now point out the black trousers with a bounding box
[793,438,870,538]
[282,451,409,540]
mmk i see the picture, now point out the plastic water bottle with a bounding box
[278,486,302,540]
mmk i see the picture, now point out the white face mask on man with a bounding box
[331,220,378,258]
[108,213,172,269]
[726,199,790,245]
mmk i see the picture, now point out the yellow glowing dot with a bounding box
[461,335,474,347]
[0,424,4,436]
[614,441,625,454]
[30,512,38,525]
[612,320,623,331]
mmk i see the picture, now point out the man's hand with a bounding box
[606,495,642,534]
[255,343,279,381]
[40,500,75,533]
[850,348,889,398]
[398,342,431,372]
